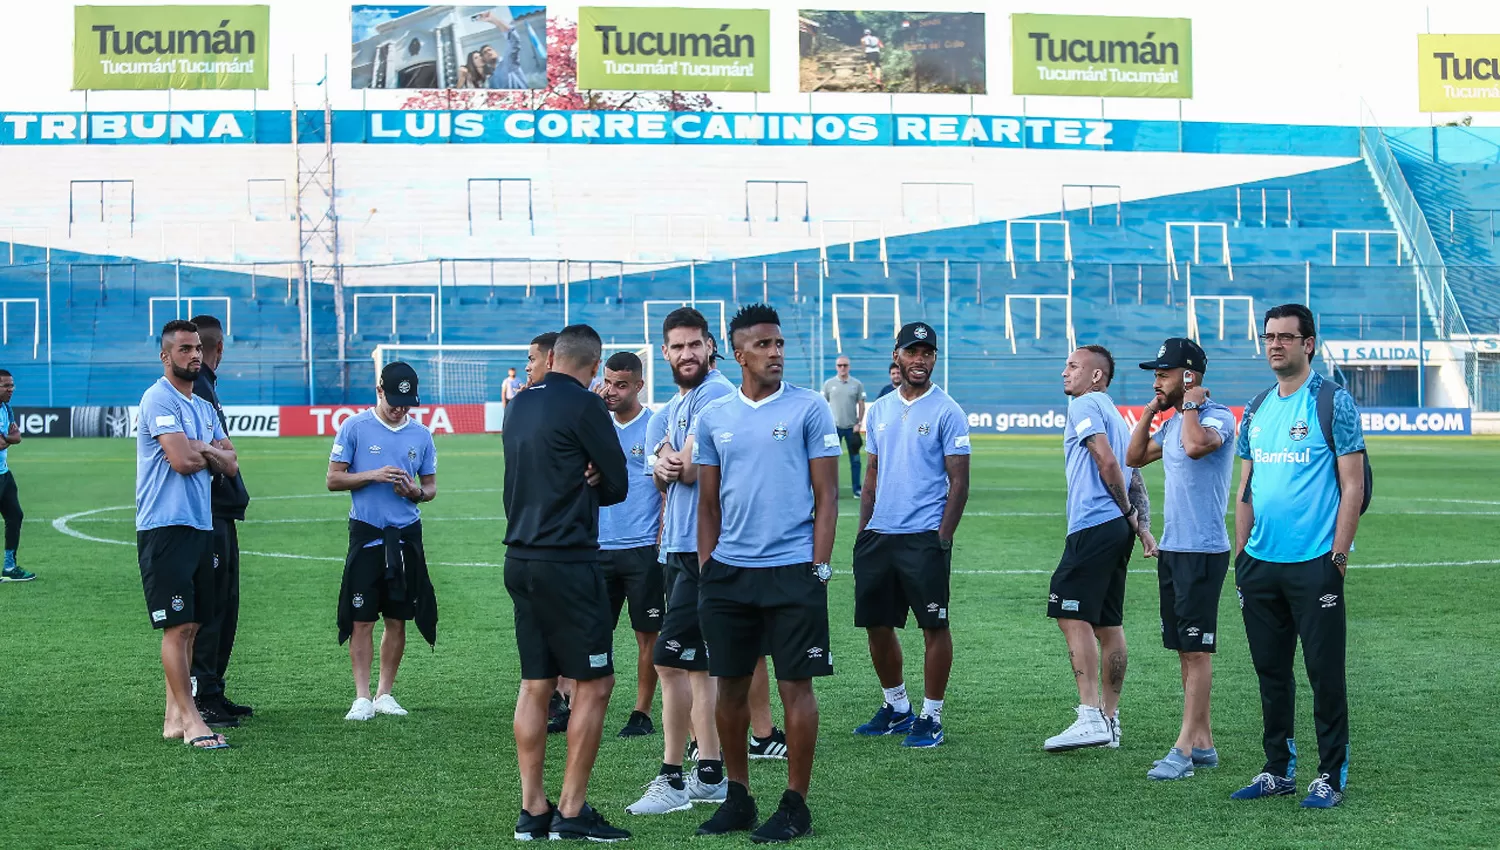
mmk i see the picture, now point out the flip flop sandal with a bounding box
[188,734,230,750]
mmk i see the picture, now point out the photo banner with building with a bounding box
[799,10,985,94]
[1417,34,1500,112]
[73,5,270,90]
[577,7,771,92]
[1011,13,1192,99]
[351,5,548,90]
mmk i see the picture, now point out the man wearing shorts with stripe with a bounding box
[852,322,971,749]
[136,320,239,750]
[1127,338,1236,780]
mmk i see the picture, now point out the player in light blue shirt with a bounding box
[327,362,438,722]
[135,320,239,750]
[0,370,34,582]
[1044,345,1156,755]
[693,304,839,841]
[1127,338,1237,781]
[1230,305,1365,808]
[851,322,971,750]
[596,351,665,740]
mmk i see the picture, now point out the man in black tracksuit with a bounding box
[503,324,632,843]
[189,316,253,726]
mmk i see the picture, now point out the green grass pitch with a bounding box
[1,434,1497,848]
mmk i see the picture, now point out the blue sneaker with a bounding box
[1300,775,1344,809]
[1231,772,1297,800]
[1191,747,1219,768]
[900,716,944,748]
[1,564,36,582]
[1146,748,1194,781]
[854,703,915,736]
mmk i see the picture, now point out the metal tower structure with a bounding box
[292,55,345,390]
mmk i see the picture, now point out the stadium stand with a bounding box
[0,139,1477,410]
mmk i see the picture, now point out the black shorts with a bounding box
[342,543,418,623]
[137,525,214,630]
[698,557,833,681]
[600,545,665,633]
[852,529,951,630]
[863,52,880,66]
[1047,516,1133,627]
[653,552,709,671]
[505,557,615,681]
[1158,550,1230,653]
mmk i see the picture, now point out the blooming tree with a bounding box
[400,18,716,112]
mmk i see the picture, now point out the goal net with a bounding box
[372,343,656,406]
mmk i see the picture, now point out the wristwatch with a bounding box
[813,562,832,582]
[1332,552,1348,570]
[1181,401,1201,412]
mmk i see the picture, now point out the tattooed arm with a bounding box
[1128,467,1158,557]
[1084,434,1140,536]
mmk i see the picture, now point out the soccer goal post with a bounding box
[372,343,655,406]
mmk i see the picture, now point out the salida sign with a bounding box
[278,404,488,437]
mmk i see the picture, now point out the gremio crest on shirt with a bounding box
[630,443,645,457]
[917,422,931,436]
[772,422,789,441]
[408,446,418,461]
[1289,420,1310,441]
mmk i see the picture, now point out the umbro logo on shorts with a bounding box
[1186,626,1201,637]
[665,639,681,652]
[1049,593,1059,603]
[1320,593,1339,609]
[647,608,661,618]
[806,646,824,659]
[927,602,939,612]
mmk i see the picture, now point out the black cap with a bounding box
[1139,338,1208,374]
[895,321,939,351]
[381,362,421,407]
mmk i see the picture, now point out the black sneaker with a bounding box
[618,710,654,738]
[514,802,554,841]
[549,803,630,842]
[750,790,813,844]
[221,696,254,718]
[749,727,788,760]
[197,698,241,729]
[547,693,571,735]
[696,782,758,836]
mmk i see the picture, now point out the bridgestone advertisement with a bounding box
[578,6,770,92]
[1011,13,1192,99]
[73,5,270,90]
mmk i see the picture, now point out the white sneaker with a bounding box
[624,774,692,815]
[1043,705,1113,752]
[686,772,727,805]
[1108,711,1121,748]
[373,694,408,716]
[345,697,376,721]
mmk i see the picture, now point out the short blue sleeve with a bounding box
[207,402,228,442]
[1199,407,1236,446]
[419,429,438,475]
[141,391,184,438]
[863,403,882,457]
[940,402,971,456]
[692,408,721,468]
[804,398,842,459]
[644,407,669,475]
[1067,395,1105,442]
[1235,399,1255,460]
[331,419,357,463]
[1332,390,1366,456]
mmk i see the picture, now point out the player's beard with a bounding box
[671,359,708,390]
[171,363,200,382]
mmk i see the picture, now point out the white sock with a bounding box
[922,698,944,724]
[882,684,910,714]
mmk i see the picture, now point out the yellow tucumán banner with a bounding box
[1418,34,1500,112]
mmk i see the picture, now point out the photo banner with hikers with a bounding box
[577,7,771,92]
[1011,13,1192,99]
[799,10,986,94]
[73,5,270,90]
[351,5,548,90]
[1417,34,1500,112]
